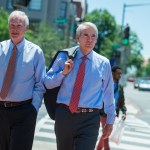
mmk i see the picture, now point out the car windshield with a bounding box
[141,80,150,84]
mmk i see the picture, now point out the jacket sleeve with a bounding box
[117,86,127,114]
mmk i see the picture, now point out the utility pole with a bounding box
[119,2,150,86]
[121,3,150,74]
[121,3,150,31]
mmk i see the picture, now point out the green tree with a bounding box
[85,9,119,58]
[0,7,9,41]
[126,32,144,76]
[144,59,150,76]
[26,23,66,66]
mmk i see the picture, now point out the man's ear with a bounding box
[76,35,80,42]
[25,25,29,31]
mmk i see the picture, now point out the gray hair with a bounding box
[76,22,98,37]
[8,10,29,26]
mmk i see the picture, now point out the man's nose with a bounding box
[87,36,93,41]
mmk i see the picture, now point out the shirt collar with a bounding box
[10,38,25,53]
[77,47,93,61]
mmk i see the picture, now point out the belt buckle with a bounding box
[4,102,11,107]
[81,109,87,113]
[89,109,94,112]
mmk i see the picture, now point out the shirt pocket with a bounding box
[16,60,34,81]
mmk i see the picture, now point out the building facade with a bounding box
[0,0,87,46]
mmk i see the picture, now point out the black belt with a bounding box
[0,99,32,108]
[59,103,99,113]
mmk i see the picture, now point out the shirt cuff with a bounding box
[106,113,115,124]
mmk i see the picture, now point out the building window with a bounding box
[60,1,67,18]
[6,0,42,11]
[7,0,13,10]
[29,0,42,11]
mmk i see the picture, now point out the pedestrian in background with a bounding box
[0,10,46,150]
[44,22,116,150]
[96,65,127,150]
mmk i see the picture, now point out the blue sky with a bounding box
[87,0,150,58]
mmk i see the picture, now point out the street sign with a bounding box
[53,18,68,24]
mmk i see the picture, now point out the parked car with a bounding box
[127,77,135,82]
[138,80,150,91]
[134,78,142,88]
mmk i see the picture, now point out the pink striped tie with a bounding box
[0,46,17,99]
[69,56,87,113]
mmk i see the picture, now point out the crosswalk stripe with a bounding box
[122,135,150,145]
[35,132,56,139]
[110,142,150,150]
[39,124,54,130]
[34,114,150,150]
[124,130,150,137]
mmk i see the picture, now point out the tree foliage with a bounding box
[85,9,119,58]
[0,7,9,41]
[126,32,144,76]
[85,9,144,76]
[144,59,150,76]
[26,23,66,66]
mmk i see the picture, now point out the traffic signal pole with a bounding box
[121,3,150,32]
[120,3,150,74]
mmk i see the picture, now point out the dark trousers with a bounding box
[0,102,37,150]
[55,105,100,150]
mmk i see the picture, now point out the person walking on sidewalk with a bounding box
[0,10,46,150]
[44,22,116,150]
[96,65,127,150]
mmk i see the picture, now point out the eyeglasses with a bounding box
[9,24,25,30]
[80,33,97,41]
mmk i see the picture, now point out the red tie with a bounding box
[69,56,87,113]
[0,46,17,99]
